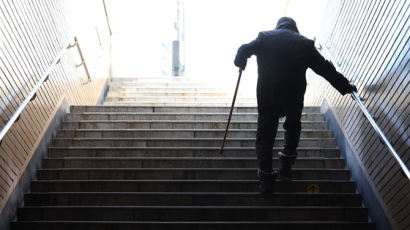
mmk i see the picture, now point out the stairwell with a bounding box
[11,77,375,229]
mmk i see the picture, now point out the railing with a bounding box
[315,38,410,180]
[73,37,92,83]
[0,36,90,146]
[102,0,112,36]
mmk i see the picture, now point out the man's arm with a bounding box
[234,33,263,70]
[308,44,356,95]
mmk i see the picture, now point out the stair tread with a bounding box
[63,120,327,123]
[49,146,339,150]
[68,112,320,115]
[70,105,320,112]
[12,220,373,223]
[30,180,356,193]
[33,179,352,182]
[58,128,328,131]
[36,168,350,180]
[19,205,364,209]
[27,192,360,195]
[38,167,348,171]
[71,106,263,108]
[106,95,256,98]
[44,157,341,159]
[11,220,375,230]
[23,192,363,207]
[54,137,334,140]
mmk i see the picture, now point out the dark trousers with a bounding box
[256,81,303,173]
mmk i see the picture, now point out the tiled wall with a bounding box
[306,0,409,229]
[0,0,110,213]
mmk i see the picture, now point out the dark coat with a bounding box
[234,18,352,105]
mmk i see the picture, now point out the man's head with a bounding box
[275,17,299,33]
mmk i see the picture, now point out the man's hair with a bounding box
[276,17,299,33]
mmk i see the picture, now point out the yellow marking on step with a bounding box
[307,184,320,194]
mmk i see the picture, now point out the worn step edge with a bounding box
[105,96,257,99]
[24,192,362,196]
[31,179,353,182]
[53,137,335,141]
[62,120,328,124]
[10,220,376,230]
[42,158,345,169]
[17,206,368,221]
[52,138,336,147]
[66,112,321,115]
[56,129,331,133]
[43,157,341,160]
[36,169,350,180]
[69,106,321,113]
[37,168,347,171]
[48,147,339,151]
[30,180,356,193]
[23,192,363,207]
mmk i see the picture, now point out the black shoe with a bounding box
[257,169,277,195]
[278,151,297,181]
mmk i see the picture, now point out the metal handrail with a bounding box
[315,39,410,180]
[73,37,92,83]
[0,37,88,146]
[102,0,112,36]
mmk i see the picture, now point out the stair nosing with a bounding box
[11,220,374,224]
[26,191,360,195]
[48,146,339,150]
[71,105,319,108]
[32,179,353,182]
[53,137,335,140]
[68,112,321,115]
[58,128,330,132]
[19,205,366,209]
[63,120,328,123]
[37,168,349,171]
[43,157,343,160]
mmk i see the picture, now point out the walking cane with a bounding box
[219,68,243,155]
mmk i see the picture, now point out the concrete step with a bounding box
[47,147,340,158]
[37,168,350,180]
[23,192,363,206]
[111,86,227,93]
[107,91,230,97]
[109,77,196,83]
[105,96,257,103]
[42,157,345,169]
[10,221,376,230]
[70,106,321,113]
[56,129,332,138]
[103,102,257,106]
[53,137,337,148]
[109,82,217,88]
[17,206,369,221]
[109,77,205,81]
[30,180,356,193]
[61,120,329,130]
[65,112,325,122]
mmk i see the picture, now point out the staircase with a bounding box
[104,77,257,106]
[11,77,375,229]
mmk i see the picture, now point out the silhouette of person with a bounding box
[234,17,356,194]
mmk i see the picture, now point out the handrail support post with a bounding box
[74,36,92,82]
